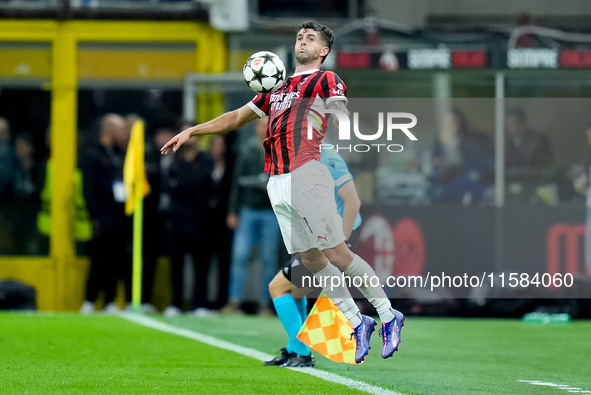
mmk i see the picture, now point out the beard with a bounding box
[295,48,318,65]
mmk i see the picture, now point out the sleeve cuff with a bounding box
[335,174,353,188]
[326,96,348,106]
[247,101,266,118]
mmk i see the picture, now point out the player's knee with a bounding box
[300,249,327,273]
[268,275,288,299]
[323,248,339,265]
[323,244,354,270]
[268,278,279,298]
[323,249,348,270]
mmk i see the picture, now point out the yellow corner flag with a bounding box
[123,119,151,313]
[124,120,151,216]
[297,292,357,364]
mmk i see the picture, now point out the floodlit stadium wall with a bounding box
[0,20,226,311]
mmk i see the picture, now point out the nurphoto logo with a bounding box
[306,107,418,153]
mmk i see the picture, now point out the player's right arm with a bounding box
[160,104,259,155]
[337,180,361,240]
[323,148,361,240]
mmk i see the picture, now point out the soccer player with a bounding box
[161,20,405,364]
[265,146,362,368]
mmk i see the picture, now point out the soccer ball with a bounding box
[243,51,286,93]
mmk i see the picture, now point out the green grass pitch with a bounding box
[1,312,590,394]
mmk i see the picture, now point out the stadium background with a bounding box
[0,0,589,316]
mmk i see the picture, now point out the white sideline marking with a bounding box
[519,380,591,393]
[213,329,260,336]
[121,313,402,395]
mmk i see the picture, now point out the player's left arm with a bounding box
[337,180,361,240]
[323,71,349,129]
[327,99,350,129]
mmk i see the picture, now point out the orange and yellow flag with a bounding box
[297,293,357,364]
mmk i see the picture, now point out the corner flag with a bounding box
[297,293,357,364]
[124,120,151,216]
[123,119,151,313]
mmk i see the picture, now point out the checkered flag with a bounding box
[297,292,356,364]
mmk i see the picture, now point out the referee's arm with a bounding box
[337,180,361,240]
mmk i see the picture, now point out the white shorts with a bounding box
[267,160,346,254]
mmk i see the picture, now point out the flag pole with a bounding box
[132,178,143,313]
[125,119,149,314]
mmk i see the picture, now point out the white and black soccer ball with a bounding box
[243,51,286,93]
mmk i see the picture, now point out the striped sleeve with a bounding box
[321,72,347,106]
[247,93,270,117]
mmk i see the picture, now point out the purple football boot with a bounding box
[380,309,405,358]
[351,315,377,364]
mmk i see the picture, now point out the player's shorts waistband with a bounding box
[269,160,322,181]
[269,171,291,181]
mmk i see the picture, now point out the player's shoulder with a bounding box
[321,148,347,167]
[322,149,353,186]
[318,69,344,81]
[317,69,339,77]
[317,70,346,98]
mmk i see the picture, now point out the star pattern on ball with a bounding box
[261,52,276,64]
[243,51,286,93]
[252,66,266,85]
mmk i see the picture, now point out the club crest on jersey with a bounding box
[332,82,345,96]
[298,76,309,88]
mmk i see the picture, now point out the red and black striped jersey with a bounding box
[247,69,347,175]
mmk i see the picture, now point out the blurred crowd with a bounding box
[402,107,575,206]
[76,113,284,316]
[0,116,47,255]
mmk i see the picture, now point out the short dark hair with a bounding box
[296,20,334,63]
